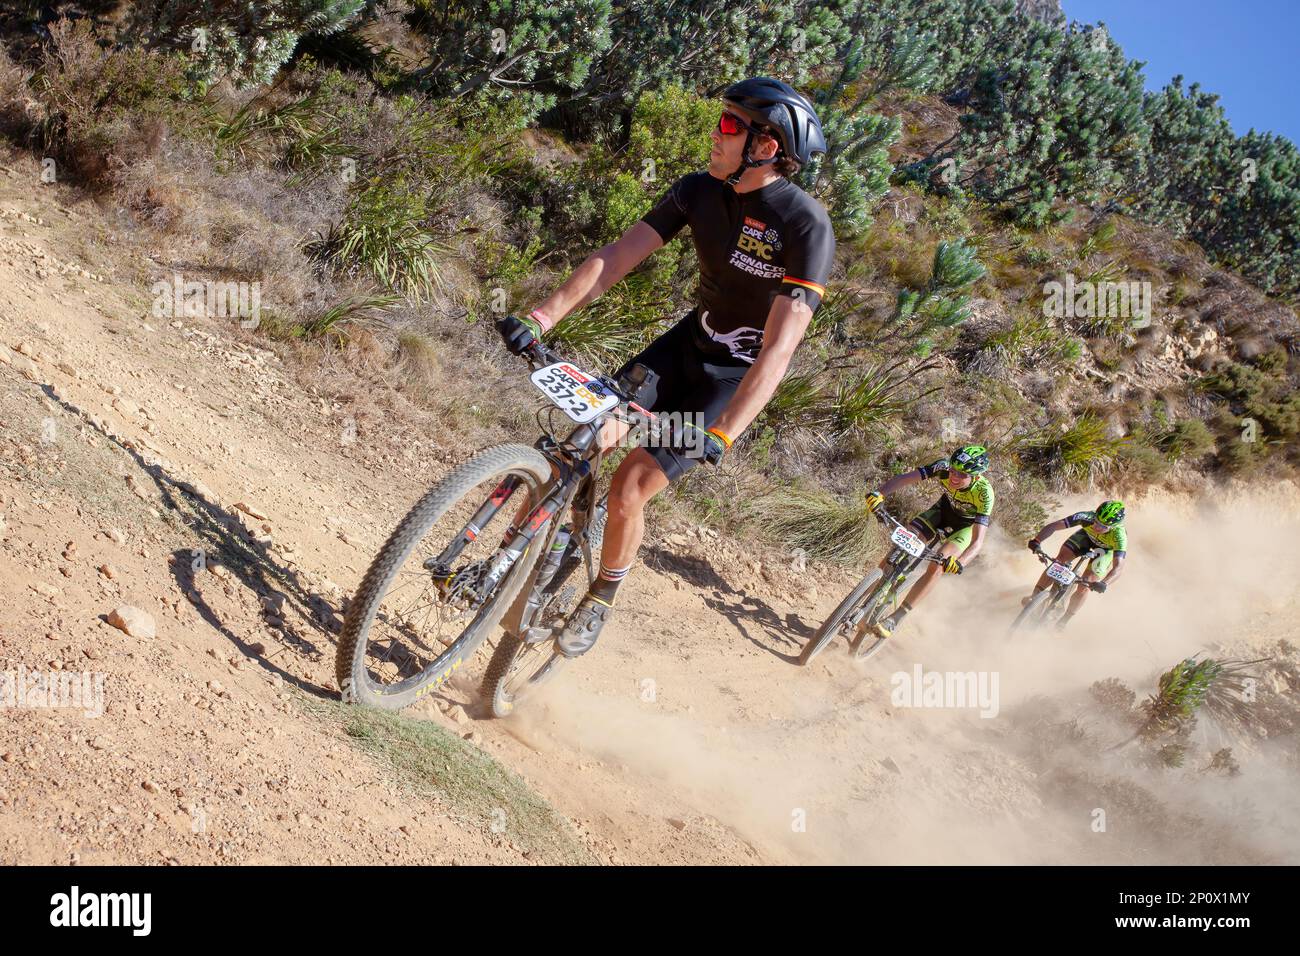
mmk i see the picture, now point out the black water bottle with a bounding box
[531,525,571,594]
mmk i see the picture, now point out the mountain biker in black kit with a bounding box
[495,77,836,658]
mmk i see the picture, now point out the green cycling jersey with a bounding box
[918,460,995,524]
[1065,511,1128,554]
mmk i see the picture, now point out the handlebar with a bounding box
[505,322,674,453]
[1030,545,1106,590]
[872,505,949,566]
[1031,544,1105,566]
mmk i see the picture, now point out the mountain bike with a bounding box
[798,507,950,666]
[335,330,662,715]
[1009,542,1106,633]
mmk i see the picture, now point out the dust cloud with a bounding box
[508,483,1300,864]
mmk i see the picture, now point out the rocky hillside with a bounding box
[3,153,1298,865]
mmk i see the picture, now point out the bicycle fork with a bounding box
[424,475,559,600]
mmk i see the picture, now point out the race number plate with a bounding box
[530,362,619,424]
[889,525,925,558]
[1046,562,1076,586]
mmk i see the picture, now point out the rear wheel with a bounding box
[335,443,552,711]
[480,564,581,717]
[799,569,885,666]
[480,493,608,718]
[482,635,569,718]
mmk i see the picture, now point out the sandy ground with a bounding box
[2,152,1297,865]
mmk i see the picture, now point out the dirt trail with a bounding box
[2,152,1297,865]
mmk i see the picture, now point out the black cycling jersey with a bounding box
[640,171,835,363]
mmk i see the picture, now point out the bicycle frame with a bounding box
[849,509,951,625]
[440,340,663,638]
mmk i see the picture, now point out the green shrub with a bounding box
[600,84,716,238]
[211,89,347,169]
[1123,412,1215,477]
[833,360,939,436]
[32,22,197,189]
[302,291,400,345]
[1210,409,1264,474]
[761,373,829,431]
[140,1,366,89]
[543,267,675,368]
[1200,349,1300,448]
[1160,418,1215,462]
[407,0,612,126]
[1020,243,1054,268]
[883,239,988,357]
[748,485,880,565]
[977,313,1082,374]
[309,177,449,300]
[1018,412,1128,485]
[1119,440,1169,481]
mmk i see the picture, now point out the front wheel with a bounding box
[1009,586,1056,634]
[335,443,552,711]
[849,570,902,663]
[799,569,885,666]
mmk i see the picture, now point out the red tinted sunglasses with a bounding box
[718,111,766,137]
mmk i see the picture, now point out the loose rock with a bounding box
[107,605,156,639]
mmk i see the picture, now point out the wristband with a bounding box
[707,427,734,449]
[529,308,552,332]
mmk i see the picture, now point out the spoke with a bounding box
[394,595,441,622]
[388,571,432,591]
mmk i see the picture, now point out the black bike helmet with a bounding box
[721,76,827,184]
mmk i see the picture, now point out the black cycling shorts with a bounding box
[613,310,750,482]
[911,496,980,550]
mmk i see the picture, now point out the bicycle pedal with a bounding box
[522,625,555,645]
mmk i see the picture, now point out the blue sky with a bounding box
[1062,0,1299,143]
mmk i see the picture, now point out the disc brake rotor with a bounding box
[427,558,491,604]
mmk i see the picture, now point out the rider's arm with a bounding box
[1105,552,1126,586]
[530,222,664,330]
[1032,517,1071,544]
[709,294,813,439]
[960,522,987,564]
[878,469,925,496]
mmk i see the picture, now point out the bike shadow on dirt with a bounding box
[642,544,814,663]
[38,383,340,698]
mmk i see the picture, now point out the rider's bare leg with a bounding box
[597,448,670,588]
[554,447,668,658]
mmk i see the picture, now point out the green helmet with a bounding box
[949,444,990,475]
[1096,500,1126,526]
